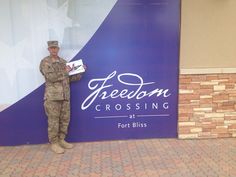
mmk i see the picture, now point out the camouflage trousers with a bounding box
[44,100,70,143]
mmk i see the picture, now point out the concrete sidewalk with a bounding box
[0,138,235,177]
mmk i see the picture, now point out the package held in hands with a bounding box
[66,59,85,76]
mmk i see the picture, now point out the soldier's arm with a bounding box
[40,61,67,82]
[69,74,82,82]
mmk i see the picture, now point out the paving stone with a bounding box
[0,138,235,177]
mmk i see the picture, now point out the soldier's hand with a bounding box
[66,65,73,73]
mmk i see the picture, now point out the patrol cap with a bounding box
[47,41,59,48]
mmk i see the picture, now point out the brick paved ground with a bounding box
[0,138,235,177]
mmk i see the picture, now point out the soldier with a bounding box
[40,41,86,154]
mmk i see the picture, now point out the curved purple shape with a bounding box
[0,0,180,145]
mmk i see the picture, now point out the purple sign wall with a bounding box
[0,0,180,145]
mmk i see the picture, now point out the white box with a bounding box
[66,59,85,76]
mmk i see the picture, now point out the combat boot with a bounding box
[51,143,65,154]
[59,139,74,149]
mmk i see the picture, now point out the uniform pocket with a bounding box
[46,83,64,100]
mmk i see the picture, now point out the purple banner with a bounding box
[0,0,180,145]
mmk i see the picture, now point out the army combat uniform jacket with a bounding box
[40,56,81,101]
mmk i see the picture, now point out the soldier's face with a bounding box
[48,47,59,57]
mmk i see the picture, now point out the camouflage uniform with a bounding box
[40,56,81,143]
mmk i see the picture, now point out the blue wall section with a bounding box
[0,0,180,145]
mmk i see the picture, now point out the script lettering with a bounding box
[81,71,171,110]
